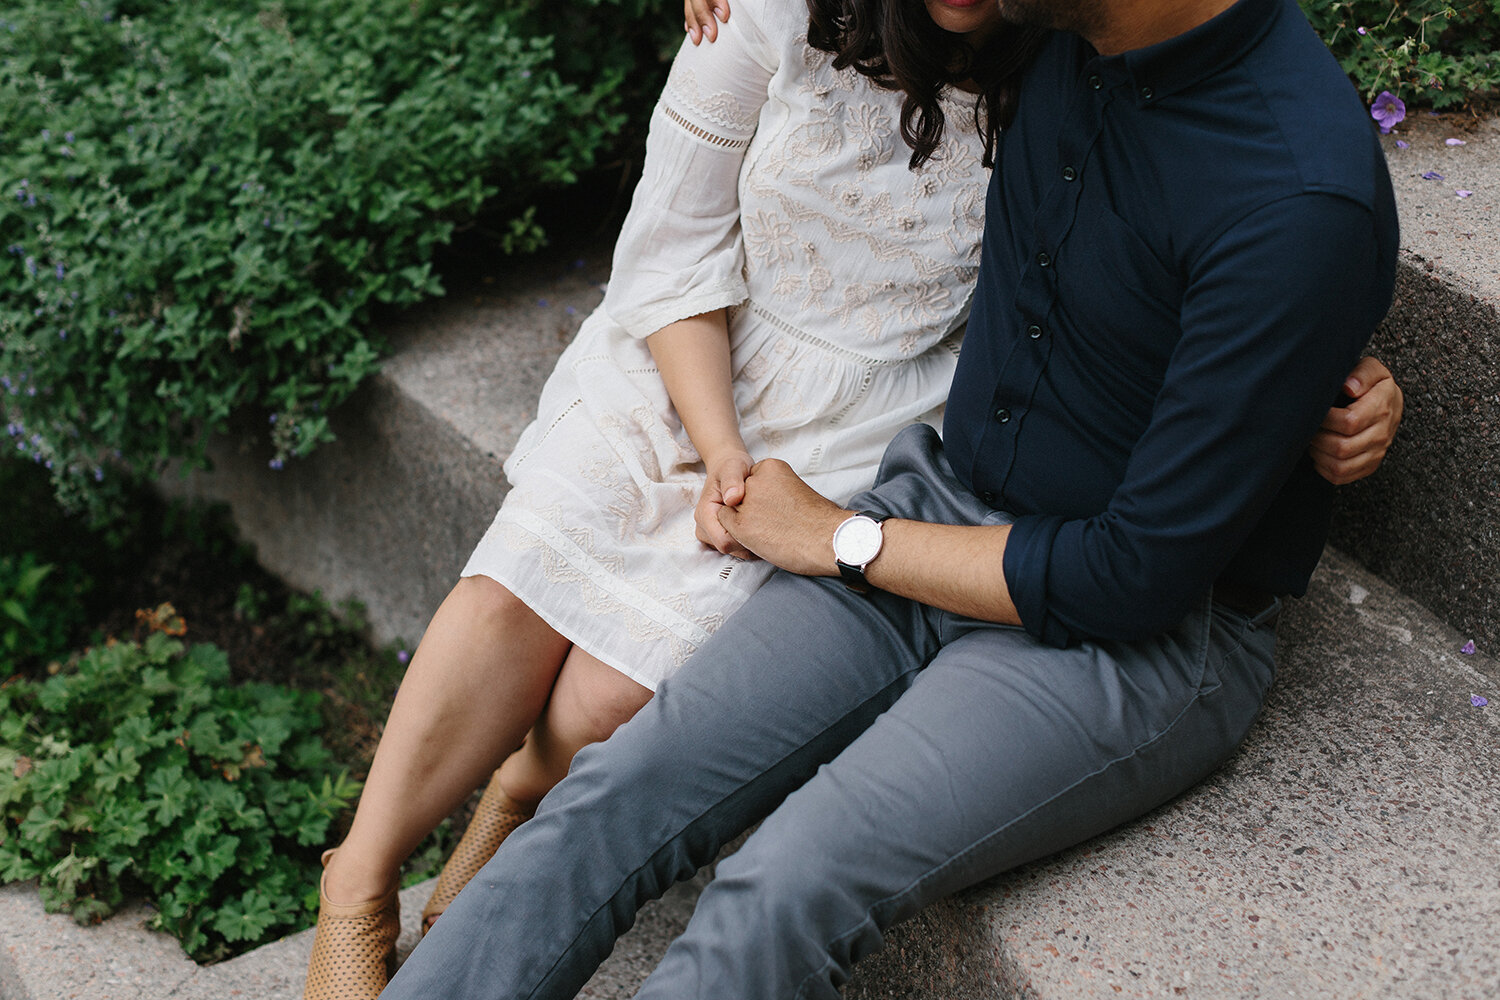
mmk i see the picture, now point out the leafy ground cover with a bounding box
[0,454,457,961]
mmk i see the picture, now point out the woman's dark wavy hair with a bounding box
[806,0,1047,169]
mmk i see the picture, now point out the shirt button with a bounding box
[1088,74,1103,90]
[1036,252,1051,267]
[994,408,1011,424]
[981,490,997,505]
[1062,166,1077,181]
[1027,324,1043,339]
[1139,85,1154,100]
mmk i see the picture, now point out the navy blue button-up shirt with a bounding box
[944,0,1399,647]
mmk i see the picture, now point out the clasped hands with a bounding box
[694,452,846,577]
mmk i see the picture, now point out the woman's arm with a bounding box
[646,311,756,557]
[1310,355,1403,485]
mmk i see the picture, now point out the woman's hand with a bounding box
[1309,355,1404,485]
[696,450,756,558]
[684,0,729,44]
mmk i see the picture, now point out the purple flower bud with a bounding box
[1369,91,1405,134]
[397,650,410,664]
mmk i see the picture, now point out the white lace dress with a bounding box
[462,0,988,689]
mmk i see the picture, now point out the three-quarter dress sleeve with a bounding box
[601,1,779,339]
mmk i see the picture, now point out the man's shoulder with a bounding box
[1240,5,1387,206]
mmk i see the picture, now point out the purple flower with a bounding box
[397,649,411,665]
[268,457,284,471]
[1461,640,1476,654]
[1473,695,1489,708]
[1395,139,1410,149]
[1357,26,1367,35]
[537,298,550,308]
[1456,190,1473,199]
[54,263,64,280]
[1369,92,1405,134]
[1422,171,1445,181]
[93,467,103,482]
[1446,138,1466,146]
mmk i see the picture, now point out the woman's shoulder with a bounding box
[724,0,808,49]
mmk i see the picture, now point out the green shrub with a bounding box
[1303,0,1500,107]
[0,552,90,668]
[0,623,360,961]
[0,0,671,518]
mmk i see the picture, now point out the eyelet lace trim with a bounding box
[661,104,752,149]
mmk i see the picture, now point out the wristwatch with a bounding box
[833,510,890,594]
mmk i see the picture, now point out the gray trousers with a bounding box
[382,425,1278,1000]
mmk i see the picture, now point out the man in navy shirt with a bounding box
[384,0,1397,995]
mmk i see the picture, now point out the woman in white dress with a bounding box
[302,0,1403,994]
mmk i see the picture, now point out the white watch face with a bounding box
[834,515,883,566]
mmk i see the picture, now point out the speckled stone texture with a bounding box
[843,548,1499,1000]
[1330,114,1500,659]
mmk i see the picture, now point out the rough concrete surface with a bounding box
[1382,114,1500,305]
[0,872,706,1000]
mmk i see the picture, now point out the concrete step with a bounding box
[5,118,1497,998]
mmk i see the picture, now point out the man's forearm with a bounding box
[862,518,1020,624]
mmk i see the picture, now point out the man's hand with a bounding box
[717,459,847,576]
[697,451,756,559]
[1309,356,1403,485]
[684,0,728,44]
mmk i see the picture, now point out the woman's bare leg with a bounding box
[322,575,571,904]
[497,647,654,806]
